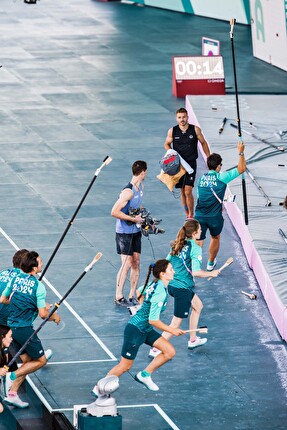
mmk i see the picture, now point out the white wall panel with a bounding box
[250,0,287,71]
[191,0,249,24]
[128,0,250,24]
[144,0,185,12]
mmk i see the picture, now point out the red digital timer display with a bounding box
[172,55,225,97]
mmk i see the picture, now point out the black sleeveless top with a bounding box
[172,124,198,164]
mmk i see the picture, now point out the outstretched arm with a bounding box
[149,319,185,336]
[193,269,220,278]
[237,141,246,174]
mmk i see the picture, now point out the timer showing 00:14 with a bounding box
[175,59,224,78]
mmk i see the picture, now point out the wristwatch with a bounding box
[239,152,244,156]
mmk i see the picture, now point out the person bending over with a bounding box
[149,219,219,358]
[92,259,185,394]
[0,324,27,409]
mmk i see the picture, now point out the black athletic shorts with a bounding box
[175,161,197,188]
[116,232,142,256]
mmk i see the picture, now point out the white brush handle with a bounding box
[208,257,233,281]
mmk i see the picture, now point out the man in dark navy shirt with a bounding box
[164,108,210,219]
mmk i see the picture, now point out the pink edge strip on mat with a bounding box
[185,96,287,342]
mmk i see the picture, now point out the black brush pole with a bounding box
[278,228,287,245]
[6,253,102,369]
[230,123,285,152]
[219,117,227,134]
[39,156,112,280]
[230,19,249,225]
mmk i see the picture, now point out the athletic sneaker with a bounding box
[4,394,29,408]
[114,297,129,307]
[148,347,162,358]
[45,349,53,361]
[188,336,207,349]
[206,259,217,271]
[128,297,139,306]
[186,216,194,221]
[3,372,13,397]
[135,372,159,391]
[91,384,99,397]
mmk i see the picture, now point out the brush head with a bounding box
[198,326,208,334]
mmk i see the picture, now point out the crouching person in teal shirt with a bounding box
[149,219,220,358]
[92,259,185,394]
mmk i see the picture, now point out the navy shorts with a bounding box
[195,215,224,240]
[175,161,197,188]
[116,232,142,256]
[121,323,161,360]
[168,285,194,318]
[11,326,45,360]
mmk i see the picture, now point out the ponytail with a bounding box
[170,225,187,255]
[137,263,154,300]
[170,219,200,255]
[138,259,170,299]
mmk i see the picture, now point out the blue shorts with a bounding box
[168,285,194,318]
[116,232,142,256]
[195,214,224,240]
[11,326,45,360]
[121,323,161,360]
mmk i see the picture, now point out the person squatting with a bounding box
[92,259,185,395]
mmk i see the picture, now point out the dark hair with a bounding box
[13,249,29,268]
[176,107,187,115]
[20,251,39,274]
[284,195,287,210]
[170,219,200,256]
[138,259,170,299]
[152,259,170,279]
[0,324,11,367]
[207,153,222,171]
[132,160,147,176]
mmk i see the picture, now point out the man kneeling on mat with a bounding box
[92,259,185,393]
